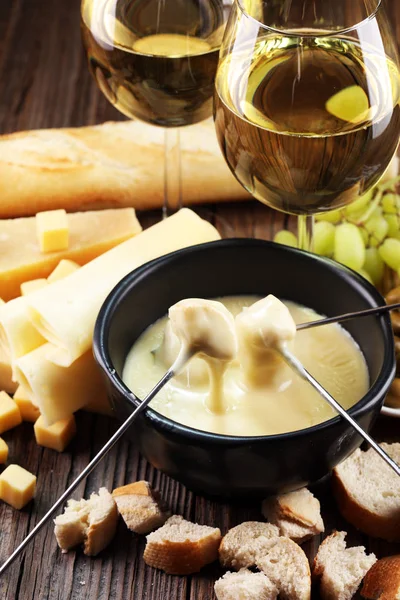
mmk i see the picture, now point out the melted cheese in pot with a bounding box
[122,296,369,437]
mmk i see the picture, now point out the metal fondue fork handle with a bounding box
[0,349,191,578]
[279,347,400,478]
[296,301,400,331]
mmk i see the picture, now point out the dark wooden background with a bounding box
[0,1,399,599]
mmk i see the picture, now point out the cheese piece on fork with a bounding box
[27,209,220,367]
[15,343,107,425]
[0,208,142,301]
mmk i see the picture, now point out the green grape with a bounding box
[382,193,399,215]
[314,222,335,257]
[343,189,374,217]
[273,230,298,248]
[359,226,369,246]
[315,209,342,224]
[385,214,400,239]
[363,247,385,285]
[364,215,389,248]
[379,238,400,270]
[334,223,366,271]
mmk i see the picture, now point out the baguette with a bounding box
[112,480,169,534]
[0,119,250,217]
[312,531,376,600]
[143,515,221,575]
[219,522,280,569]
[214,569,278,600]
[256,537,311,600]
[262,488,324,544]
[361,555,400,600]
[54,487,118,556]
[333,443,400,541]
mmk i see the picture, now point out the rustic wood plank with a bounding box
[0,0,399,598]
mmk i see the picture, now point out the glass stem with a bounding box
[163,127,182,219]
[297,214,314,252]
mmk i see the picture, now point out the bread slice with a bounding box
[143,515,221,574]
[257,537,311,600]
[54,487,118,556]
[312,531,377,600]
[112,480,169,534]
[214,569,278,600]
[219,521,280,569]
[361,555,400,600]
[262,488,324,544]
[333,443,400,541]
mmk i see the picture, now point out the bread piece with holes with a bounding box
[257,537,311,600]
[312,531,377,600]
[333,443,400,541]
[262,488,324,544]
[219,521,280,569]
[143,515,221,574]
[112,480,169,534]
[214,569,278,600]
[54,487,118,556]
[361,555,400,600]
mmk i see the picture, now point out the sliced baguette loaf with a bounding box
[112,480,169,534]
[214,569,278,600]
[256,537,311,600]
[333,443,400,541]
[361,555,400,600]
[312,531,377,600]
[262,488,324,544]
[219,521,280,569]
[54,487,118,556]
[143,515,221,574]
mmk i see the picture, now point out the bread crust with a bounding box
[361,556,400,600]
[0,120,250,217]
[332,469,400,542]
[112,480,169,534]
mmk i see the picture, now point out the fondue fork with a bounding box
[296,301,400,331]
[0,349,192,577]
[279,347,400,478]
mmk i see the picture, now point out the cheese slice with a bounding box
[0,208,142,301]
[28,209,220,366]
[15,343,108,425]
[48,259,80,283]
[21,278,48,296]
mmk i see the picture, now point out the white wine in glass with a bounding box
[214,0,400,250]
[81,0,228,216]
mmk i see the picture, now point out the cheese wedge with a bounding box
[0,208,142,301]
[27,209,220,366]
[15,343,107,425]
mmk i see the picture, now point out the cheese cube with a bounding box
[0,464,36,509]
[14,386,40,423]
[36,209,69,253]
[20,278,48,296]
[47,259,80,283]
[0,391,22,434]
[34,414,76,452]
[0,438,8,463]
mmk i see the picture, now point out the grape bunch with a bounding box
[274,155,400,287]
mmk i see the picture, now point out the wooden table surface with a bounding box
[1,1,400,598]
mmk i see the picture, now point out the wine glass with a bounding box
[81,0,228,217]
[214,0,400,250]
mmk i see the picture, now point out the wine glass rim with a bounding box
[235,0,383,37]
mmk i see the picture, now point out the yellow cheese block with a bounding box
[14,386,40,422]
[36,209,69,252]
[47,259,80,283]
[0,391,22,434]
[34,414,76,452]
[0,208,142,301]
[0,437,8,463]
[15,344,107,425]
[0,464,37,509]
[21,278,48,296]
